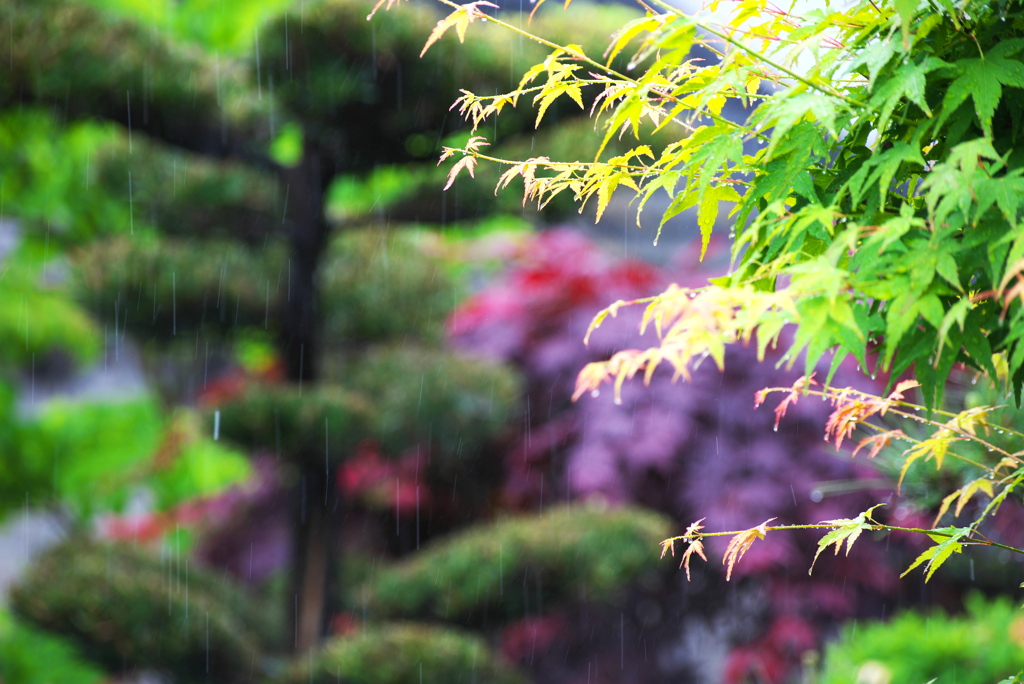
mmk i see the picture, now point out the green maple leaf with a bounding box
[976,173,1024,228]
[697,185,741,260]
[809,504,886,575]
[939,40,1024,137]
[868,57,944,134]
[901,526,969,581]
[893,0,917,48]
[844,142,925,208]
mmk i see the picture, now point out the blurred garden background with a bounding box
[0,0,1022,682]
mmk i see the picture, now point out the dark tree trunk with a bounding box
[291,464,342,653]
[280,146,340,654]
[281,146,330,384]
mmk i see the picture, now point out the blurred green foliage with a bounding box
[255,0,532,141]
[360,504,671,624]
[0,260,100,366]
[0,394,250,520]
[91,134,284,244]
[0,110,131,246]
[0,9,256,530]
[280,623,527,684]
[10,538,277,684]
[213,383,374,465]
[1,0,276,149]
[0,608,106,684]
[319,229,458,346]
[74,235,288,341]
[0,104,279,251]
[326,166,436,224]
[340,345,522,468]
[214,346,519,470]
[80,0,291,53]
[268,122,304,167]
[146,412,253,511]
[819,594,1024,684]
[12,398,162,518]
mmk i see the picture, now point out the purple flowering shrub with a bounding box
[449,227,915,682]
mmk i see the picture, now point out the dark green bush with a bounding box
[1,0,275,152]
[9,538,275,684]
[215,347,519,473]
[360,504,671,624]
[819,594,1024,684]
[74,235,287,340]
[212,383,374,466]
[94,135,285,245]
[319,229,458,346]
[279,623,526,684]
[335,345,522,472]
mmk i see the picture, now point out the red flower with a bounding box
[338,441,432,516]
[330,612,360,636]
[723,615,818,684]
[499,614,567,663]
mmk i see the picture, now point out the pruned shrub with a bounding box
[336,345,522,471]
[319,230,458,346]
[9,537,274,684]
[74,236,287,340]
[212,383,374,467]
[360,504,671,624]
[279,623,526,684]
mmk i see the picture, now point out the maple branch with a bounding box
[460,80,615,103]
[431,0,761,140]
[644,0,872,110]
[884,406,1022,467]
[856,419,996,473]
[441,148,653,174]
[883,525,1024,555]
[757,384,1015,472]
[662,520,1024,583]
[663,522,861,543]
